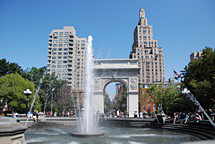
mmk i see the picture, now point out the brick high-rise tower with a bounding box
[129,9,164,86]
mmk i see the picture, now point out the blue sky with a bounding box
[0,0,215,80]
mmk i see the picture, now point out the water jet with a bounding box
[71,35,104,137]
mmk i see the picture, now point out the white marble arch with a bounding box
[93,59,139,117]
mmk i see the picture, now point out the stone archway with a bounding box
[93,59,139,117]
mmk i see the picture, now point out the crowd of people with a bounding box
[126,109,215,125]
[2,108,215,126]
[158,110,215,125]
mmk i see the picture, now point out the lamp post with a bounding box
[24,89,32,112]
[50,88,55,116]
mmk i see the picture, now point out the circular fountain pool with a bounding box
[24,122,201,144]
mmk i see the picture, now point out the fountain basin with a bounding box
[25,122,203,144]
[0,116,27,144]
[71,132,104,137]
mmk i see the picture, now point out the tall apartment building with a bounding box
[129,9,164,86]
[47,26,87,91]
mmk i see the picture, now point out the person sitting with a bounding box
[194,113,202,122]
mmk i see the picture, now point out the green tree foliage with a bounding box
[148,83,195,114]
[23,66,46,85]
[183,48,215,109]
[23,67,68,114]
[0,73,35,113]
[0,59,23,77]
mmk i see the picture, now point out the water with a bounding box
[25,122,200,144]
[182,88,215,127]
[78,35,99,134]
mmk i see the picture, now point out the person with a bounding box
[184,113,190,124]
[134,111,138,118]
[139,111,143,118]
[173,112,179,124]
[195,113,202,121]
[116,110,120,117]
[12,112,17,119]
[35,112,39,122]
[54,112,57,117]
[27,111,33,119]
[161,111,166,124]
[208,109,214,121]
[179,112,186,124]
[32,112,38,122]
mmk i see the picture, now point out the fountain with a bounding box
[23,38,213,144]
[71,36,104,137]
[182,88,215,127]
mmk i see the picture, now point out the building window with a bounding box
[59,32,63,36]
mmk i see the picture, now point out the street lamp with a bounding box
[50,88,55,116]
[24,89,32,111]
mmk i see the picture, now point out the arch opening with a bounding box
[103,80,128,117]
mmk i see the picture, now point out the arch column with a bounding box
[127,77,139,117]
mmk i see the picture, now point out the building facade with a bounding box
[47,26,87,91]
[129,9,164,86]
[139,88,155,113]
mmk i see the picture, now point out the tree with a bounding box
[23,66,46,85]
[183,48,215,109]
[0,73,36,113]
[53,83,74,115]
[0,58,23,77]
[148,83,195,114]
[23,67,68,114]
